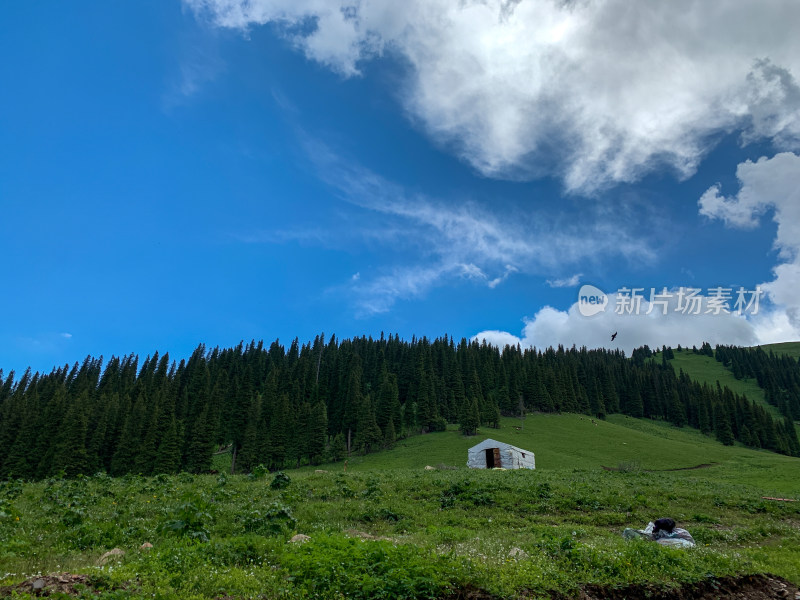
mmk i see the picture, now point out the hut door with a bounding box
[493,448,501,468]
[485,448,494,468]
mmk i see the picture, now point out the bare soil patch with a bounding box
[0,573,126,597]
[446,574,798,600]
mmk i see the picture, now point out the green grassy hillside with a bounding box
[667,348,800,440]
[317,415,800,497]
[3,417,799,599]
[668,349,780,418]
[758,341,800,359]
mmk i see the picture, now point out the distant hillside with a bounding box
[668,345,800,439]
[668,349,778,417]
[758,341,800,359]
[2,337,799,481]
[295,414,800,497]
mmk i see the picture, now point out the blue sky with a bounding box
[2,1,800,375]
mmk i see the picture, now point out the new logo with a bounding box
[578,285,608,316]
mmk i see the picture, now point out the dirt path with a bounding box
[601,463,718,472]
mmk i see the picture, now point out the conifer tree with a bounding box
[460,397,480,436]
[133,398,160,475]
[153,416,182,474]
[383,418,396,449]
[354,394,382,453]
[265,394,289,470]
[668,390,687,427]
[51,395,90,478]
[185,405,214,473]
[111,392,147,476]
[308,401,328,464]
[714,405,735,446]
[237,395,263,473]
[330,432,347,461]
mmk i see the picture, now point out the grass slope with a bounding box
[757,341,800,359]
[668,349,780,419]
[323,415,800,497]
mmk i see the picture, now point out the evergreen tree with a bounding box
[668,390,687,427]
[185,406,214,473]
[308,401,328,464]
[330,432,347,462]
[51,396,90,478]
[354,394,382,453]
[133,397,160,475]
[460,397,480,436]
[153,417,182,474]
[237,395,263,473]
[383,418,396,449]
[111,392,147,476]
[714,405,735,446]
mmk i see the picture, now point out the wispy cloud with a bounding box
[546,274,582,288]
[488,265,518,289]
[163,31,225,109]
[292,138,656,315]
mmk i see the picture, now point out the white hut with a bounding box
[467,438,535,470]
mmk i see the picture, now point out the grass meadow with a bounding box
[2,414,799,599]
[758,342,800,360]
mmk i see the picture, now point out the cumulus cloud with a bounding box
[474,291,762,355]
[699,151,800,334]
[187,0,800,191]
[478,152,800,353]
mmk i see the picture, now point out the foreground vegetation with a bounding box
[2,416,799,599]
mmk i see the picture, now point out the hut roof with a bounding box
[467,438,533,455]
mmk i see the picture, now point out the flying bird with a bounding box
[611,332,618,341]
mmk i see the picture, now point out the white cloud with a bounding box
[474,292,762,355]
[488,265,517,289]
[546,273,582,288]
[187,0,800,191]
[699,151,800,335]
[60,332,73,339]
[478,152,800,352]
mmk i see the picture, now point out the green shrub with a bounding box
[282,534,464,599]
[439,480,494,509]
[0,498,18,522]
[270,471,291,490]
[240,503,296,536]
[248,464,269,479]
[160,494,213,542]
[361,507,402,522]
